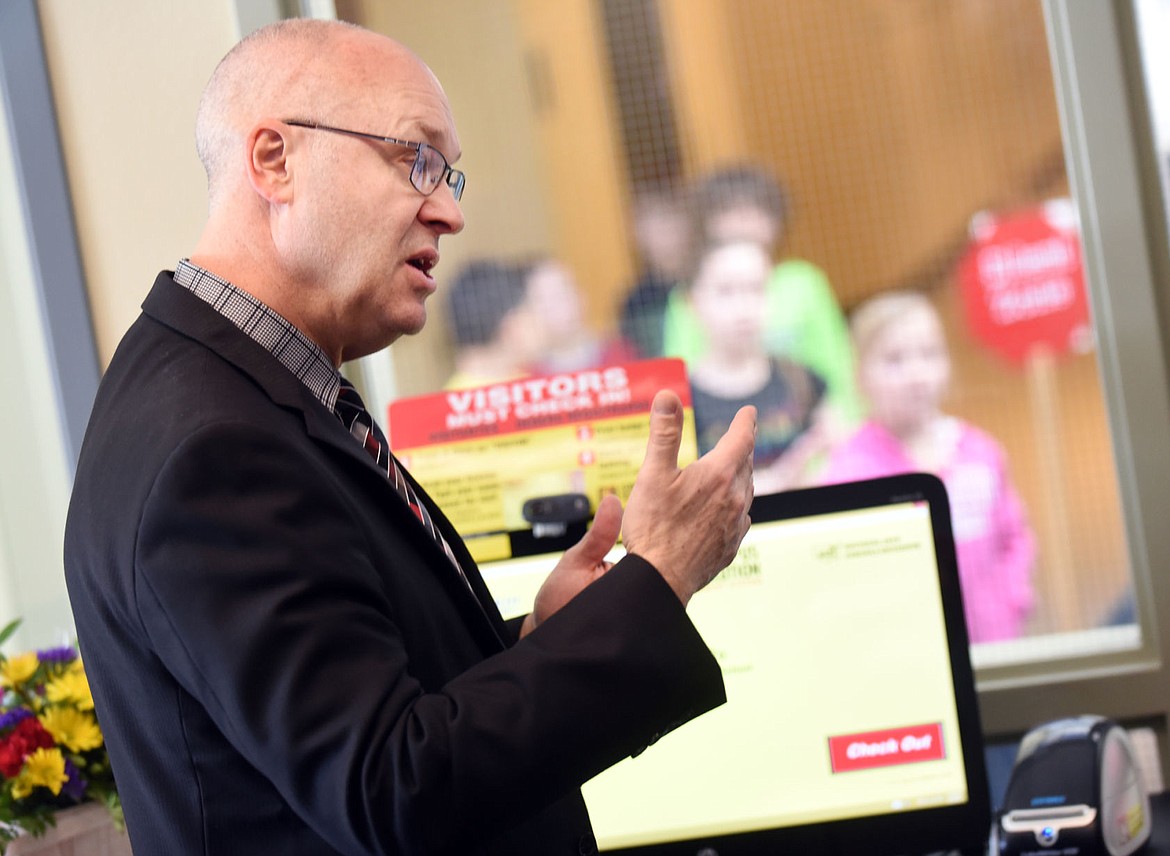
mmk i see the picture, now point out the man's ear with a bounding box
[245,120,293,204]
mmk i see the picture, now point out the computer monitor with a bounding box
[473,473,991,855]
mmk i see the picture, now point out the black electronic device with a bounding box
[524,491,594,530]
[992,715,1151,856]
[476,473,993,855]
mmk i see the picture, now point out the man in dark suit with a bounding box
[63,18,756,856]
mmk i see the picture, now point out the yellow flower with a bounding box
[39,706,103,752]
[11,747,68,799]
[0,653,38,689]
[45,666,94,711]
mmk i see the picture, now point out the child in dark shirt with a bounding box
[686,239,829,494]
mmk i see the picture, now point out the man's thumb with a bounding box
[643,390,683,474]
[576,492,622,562]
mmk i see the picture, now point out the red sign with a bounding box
[827,723,946,773]
[957,199,1092,364]
[387,358,692,448]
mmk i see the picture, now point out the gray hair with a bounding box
[193,18,363,205]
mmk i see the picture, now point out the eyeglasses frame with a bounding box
[283,119,465,201]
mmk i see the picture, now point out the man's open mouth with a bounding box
[408,254,437,275]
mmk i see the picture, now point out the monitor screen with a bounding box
[473,473,991,855]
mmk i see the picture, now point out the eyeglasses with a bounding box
[284,119,465,202]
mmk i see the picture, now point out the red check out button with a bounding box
[828,723,946,773]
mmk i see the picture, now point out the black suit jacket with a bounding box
[64,272,725,855]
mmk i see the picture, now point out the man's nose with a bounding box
[422,184,465,234]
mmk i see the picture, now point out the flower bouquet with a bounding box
[0,620,120,845]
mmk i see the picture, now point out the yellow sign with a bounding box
[388,359,696,539]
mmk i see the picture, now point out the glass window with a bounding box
[338,0,1170,734]
[0,80,75,646]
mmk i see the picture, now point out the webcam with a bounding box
[522,493,592,537]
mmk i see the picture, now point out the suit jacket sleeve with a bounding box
[133,418,724,855]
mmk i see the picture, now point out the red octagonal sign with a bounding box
[957,198,1092,365]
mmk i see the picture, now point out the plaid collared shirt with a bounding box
[173,259,341,410]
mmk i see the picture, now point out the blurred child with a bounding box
[687,239,829,495]
[443,259,541,390]
[523,257,636,374]
[821,290,1035,643]
[618,187,691,358]
[662,164,861,424]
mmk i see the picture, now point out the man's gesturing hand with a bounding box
[621,390,756,605]
[521,492,623,638]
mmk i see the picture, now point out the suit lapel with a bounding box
[397,459,512,648]
[141,272,509,651]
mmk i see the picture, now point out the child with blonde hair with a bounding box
[821,290,1035,642]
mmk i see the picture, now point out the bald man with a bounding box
[64,19,755,856]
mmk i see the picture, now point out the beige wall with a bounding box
[510,0,634,330]
[335,0,557,394]
[37,0,239,366]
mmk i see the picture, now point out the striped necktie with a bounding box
[334,379,472,590]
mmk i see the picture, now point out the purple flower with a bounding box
[62,758,87,801]
[35,647,77,665]
[0,708,33,732]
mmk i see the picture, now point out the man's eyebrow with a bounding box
[399,118,456,149]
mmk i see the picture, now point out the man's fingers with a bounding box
[707,404,757,465]
[569,492,623,567]
[640,390,685,478]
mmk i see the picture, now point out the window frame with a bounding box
[970,1,1170,770]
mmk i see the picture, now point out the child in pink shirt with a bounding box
[821,291,1035,642]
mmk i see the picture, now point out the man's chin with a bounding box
[340,312,427,362]
[399,307,428,337]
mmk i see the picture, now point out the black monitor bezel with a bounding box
[485,473,991,856]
